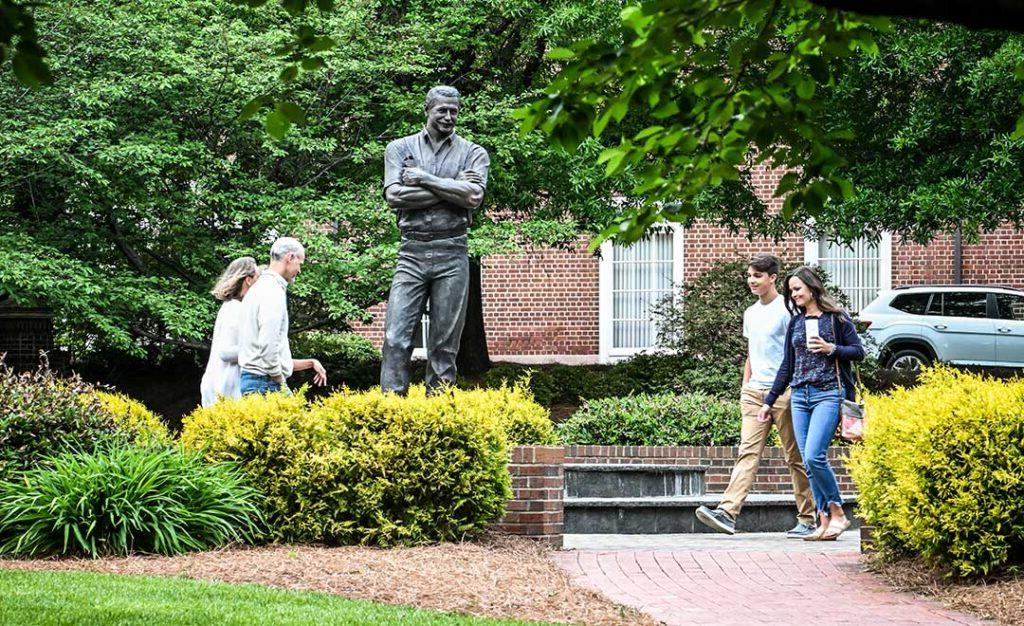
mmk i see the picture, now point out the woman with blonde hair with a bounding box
[200,256,259,407]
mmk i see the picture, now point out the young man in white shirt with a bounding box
[695,255,816,536]
[238,237,327,395]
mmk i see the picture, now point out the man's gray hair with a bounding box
[424,85,460,112]
[270,237,305,261]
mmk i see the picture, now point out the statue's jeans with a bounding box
[380,235,469,395]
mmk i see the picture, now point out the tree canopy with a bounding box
[516,0,1024,246]
[0,0,627,358]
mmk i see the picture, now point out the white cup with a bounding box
[805,318,820,348]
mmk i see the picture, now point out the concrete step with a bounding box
[564,494,859,534]
[563,463,707,499]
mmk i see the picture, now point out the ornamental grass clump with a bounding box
[181,385,532,546]
[557,392,741,446]
[0,444,263,558]
[848,366,1024,577]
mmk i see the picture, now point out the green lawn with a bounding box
[0,570,557,626]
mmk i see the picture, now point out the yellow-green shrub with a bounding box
[451,381,557,445]
[89,391,172,446]
[181,386,518,546]
[848,367,1024,576]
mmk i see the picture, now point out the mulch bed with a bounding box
[869,556,1024,626]
[0,533,659,626]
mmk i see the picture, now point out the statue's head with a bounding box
[424,85,460,138]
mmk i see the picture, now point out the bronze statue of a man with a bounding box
[380,86,490,395]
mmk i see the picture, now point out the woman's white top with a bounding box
[200,299,244,407]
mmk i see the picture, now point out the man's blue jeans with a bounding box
[790,384,844,515]
[240,371,282,396]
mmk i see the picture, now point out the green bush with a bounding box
[180,385,528,546]
[0,366,120,479]
[652,257,851,366]
[0,444,263,558]
[290,331,381,390]
[88,390,172,446]
[557,392,741,446]
[848,367,1024,577]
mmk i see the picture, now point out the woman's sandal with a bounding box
[802,523,828,542]
[820,517,852,541]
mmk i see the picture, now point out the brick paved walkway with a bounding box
[554,534,990,626]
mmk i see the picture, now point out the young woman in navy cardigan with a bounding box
[757,266,865,541]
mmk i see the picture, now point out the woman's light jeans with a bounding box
[790,384,844,515]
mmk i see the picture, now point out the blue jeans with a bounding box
[240,371,282,396]
[791,385,843,515]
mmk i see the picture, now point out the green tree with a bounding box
[0,0,627,359]
[516,1,1024,246]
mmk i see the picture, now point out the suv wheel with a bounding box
[886,348,930,372]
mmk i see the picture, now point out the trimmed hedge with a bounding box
[557,392,741,446]
[848,367,1024,576]
[181,385,552,546]
[89,390,172,446]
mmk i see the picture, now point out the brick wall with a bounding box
[494,446,565,546]
[497,444,854,543]
[352,163,1024,359]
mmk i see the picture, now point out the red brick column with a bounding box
[494,446,565,547]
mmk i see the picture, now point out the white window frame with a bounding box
[598,224,685,363]
[803,232,892,313]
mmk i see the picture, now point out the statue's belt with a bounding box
[400,227,468,242]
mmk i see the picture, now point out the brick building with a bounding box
[356,167,1024,363]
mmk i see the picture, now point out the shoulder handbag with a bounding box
[832,314,866,443]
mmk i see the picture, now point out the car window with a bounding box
[890,293,930,314]
[924,293,943,316]
[942,292,989,319]
[996,293,1024,321]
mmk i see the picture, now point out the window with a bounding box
[890,293,930,315]
[942,292,989,319]
[925,293,943,316]
[598,225,684,362]
[804,234,892,313]
[996,293,1024,321]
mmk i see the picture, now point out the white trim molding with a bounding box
[804,232,893,313]
[598,224,685,364]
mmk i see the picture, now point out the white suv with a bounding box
[858,285,1024,371]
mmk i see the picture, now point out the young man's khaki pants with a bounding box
[717,387,815,525]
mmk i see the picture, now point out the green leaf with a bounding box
[546,48,576,61]
[282,0,306,16]
[795,78,815,100]
[301,57,325,71]
[277,101,307,126]
[264,110,291,140]
[306,36,337,53]
[773,172,799,198]
[238,97,265,121]
[11,51,52,90]
[279,65,299,83]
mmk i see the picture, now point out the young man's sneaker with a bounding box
[695,505,736,535]
[786,522,817,538]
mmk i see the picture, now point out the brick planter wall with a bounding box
[493,446,565,547]
[497,444,855,544]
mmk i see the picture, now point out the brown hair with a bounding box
[782,265,844,315]
[748,254,780,277]
[210,256,257,302]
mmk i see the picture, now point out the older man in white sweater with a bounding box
[238,237,326,395]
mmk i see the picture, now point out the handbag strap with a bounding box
[831,313,844,397]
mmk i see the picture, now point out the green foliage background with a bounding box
[0,0,628,358]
